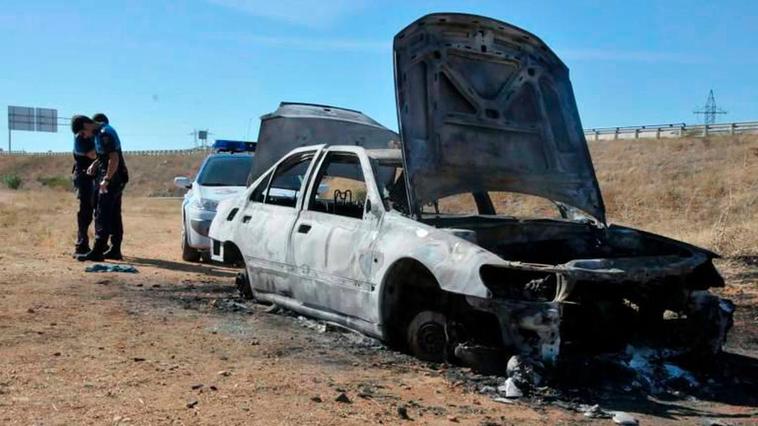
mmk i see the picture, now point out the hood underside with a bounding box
[393,13,606,222]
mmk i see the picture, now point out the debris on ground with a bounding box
[334,392,351,403]
[85,264,139,273]
[580,404,612,419]
[612,411,639,425]
[506,355,543,392]
[499,377,523,399]
[186,400,198,409]
[210,298,253,314]
[618,345,700,394]
[397,404,411,420]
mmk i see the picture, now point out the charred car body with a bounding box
[210,14,733,370]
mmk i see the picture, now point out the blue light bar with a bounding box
[213,140,256,153]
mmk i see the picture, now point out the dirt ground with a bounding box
[1,191,756,425]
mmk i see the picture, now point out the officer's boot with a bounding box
[103,243,123,261]
[76,239,108,262]
[73,243,91,258]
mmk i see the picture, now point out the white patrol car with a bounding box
[174,141,255,262]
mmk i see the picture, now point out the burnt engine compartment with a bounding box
[425,216,733,360]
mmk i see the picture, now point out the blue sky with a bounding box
[1,0,756,152]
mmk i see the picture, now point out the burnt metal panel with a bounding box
[248,102,399,184]
[393,13,606,222]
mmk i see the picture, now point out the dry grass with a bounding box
[0,134,755,257]
[0,153,204,197]
[590,134,757,257]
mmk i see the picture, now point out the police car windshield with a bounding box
[197,156,253,187]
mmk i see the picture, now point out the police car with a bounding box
[174,140,255,262]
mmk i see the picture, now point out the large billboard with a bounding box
[35,108,57,133]
[8,106,35,131]
[7,106,58,132]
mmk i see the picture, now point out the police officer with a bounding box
[71,115,129,261]
[72,132,96,257]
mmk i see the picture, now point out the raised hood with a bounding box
[393,13,606,222]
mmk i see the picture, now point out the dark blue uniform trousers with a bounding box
[74,172,96,249]
[94,183,124,248]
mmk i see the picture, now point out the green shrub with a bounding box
[37,175,72,191]
[3,174,22,190]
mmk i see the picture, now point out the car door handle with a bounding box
[297,224,312,234]
[242,215,252,223]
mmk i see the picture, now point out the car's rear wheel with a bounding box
[406,310,448,363]
[235,269,254,300]
[181,225,201,262]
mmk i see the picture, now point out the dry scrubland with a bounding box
[589,134,757,257]
[0,135,755,424]
[0,134,756,256]
[0,153,204,197]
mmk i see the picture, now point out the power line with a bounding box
[693,89,727,125]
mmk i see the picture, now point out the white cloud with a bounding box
[208,0,369,29]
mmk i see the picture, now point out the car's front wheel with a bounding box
[181,224,201,262]
[406,310,448,363]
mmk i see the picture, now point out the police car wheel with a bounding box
[181,226,201,262]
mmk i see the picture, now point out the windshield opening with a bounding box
[421,192,570,220]
[197,156,254,187]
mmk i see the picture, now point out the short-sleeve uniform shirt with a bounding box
[94,124,128,185]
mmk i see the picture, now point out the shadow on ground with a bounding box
[125,256,237,278]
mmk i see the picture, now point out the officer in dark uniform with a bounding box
[72,133,96,256]
[71,115,129,261]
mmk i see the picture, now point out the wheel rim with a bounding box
[416,321,446,355]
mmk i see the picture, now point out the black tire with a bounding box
[181,225,201,262]
[235,270,254,300]
[406,310,448,363]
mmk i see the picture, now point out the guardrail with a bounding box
[0,147,212,157]
[2,121,757,155]
[584,121,758,141]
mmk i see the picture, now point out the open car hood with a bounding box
[393,13,606,223]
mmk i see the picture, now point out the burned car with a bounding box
[209,14,733,370]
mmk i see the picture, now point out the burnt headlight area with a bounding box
[480,265,558,302]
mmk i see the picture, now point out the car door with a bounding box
[289,148,383,322]
[237,150,317,296]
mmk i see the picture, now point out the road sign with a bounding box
[35,108,57,132]
[8,106,35,131]
[198,130,208,140]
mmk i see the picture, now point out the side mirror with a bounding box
[174,176,192,189]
